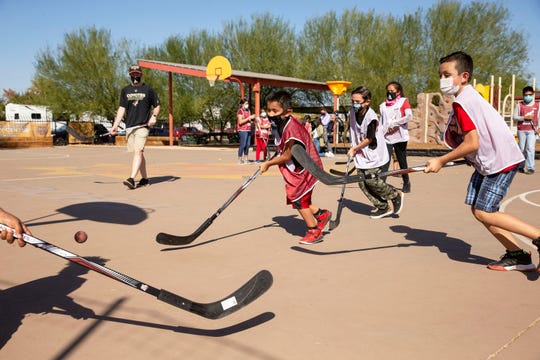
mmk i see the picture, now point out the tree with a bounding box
[33,26,133,120]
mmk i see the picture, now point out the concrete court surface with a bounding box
[0,144,539,360]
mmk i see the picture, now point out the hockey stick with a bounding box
[329,159,468,177]
[1,224,273,320]
[328,155,351,230]
[291,144,354,185]
[156,153,278,245]
[292,144,467,185]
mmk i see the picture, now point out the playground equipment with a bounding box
[326,80,352,150]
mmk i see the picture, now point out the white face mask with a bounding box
[440,77,459,95]
[260,112,267,117]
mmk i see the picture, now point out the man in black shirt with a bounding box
[111,65,160,189]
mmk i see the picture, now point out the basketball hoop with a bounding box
[205,56,232,87]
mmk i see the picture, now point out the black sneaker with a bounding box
[402,182,411,193]
[392,191,404,214]
[137,178,149,188]
[533,238,540,272]
[370,207,393,219]
[487,250,535,272]
[123,177,135,189]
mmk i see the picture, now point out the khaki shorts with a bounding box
[126,126,149,152]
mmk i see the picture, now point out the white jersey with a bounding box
[380,97,412,144]
[445,85,524,175]
[349,107,389,169]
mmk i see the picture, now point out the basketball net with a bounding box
[207,75,219,87]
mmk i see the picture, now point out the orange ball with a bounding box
[74,231,88,243]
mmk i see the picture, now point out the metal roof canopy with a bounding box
[138,59,330,146]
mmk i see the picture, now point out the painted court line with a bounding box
[485,189,540,359]
[0,174,93,182]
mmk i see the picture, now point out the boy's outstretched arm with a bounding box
[425,129,479,173]
[260,140,295,174]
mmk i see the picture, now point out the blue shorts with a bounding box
[465,169,517,212]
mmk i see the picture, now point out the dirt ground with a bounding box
[1,144,540,360]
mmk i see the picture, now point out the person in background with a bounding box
[303,114,313,134]
[237,98,256,164]
[319,107,334,157]
[513,85,539,174]
[311,117,327,157]
[111,65,160,189]
[255,109,271,162]
[380,81,413,192]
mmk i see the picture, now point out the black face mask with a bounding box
[267,113,284,127]
[386,91,397,101]
[131,76,142,84]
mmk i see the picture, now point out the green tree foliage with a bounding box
[33,26,132,120]
[11,1,532,126]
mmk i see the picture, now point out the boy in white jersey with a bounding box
[425,51,540,272]
[347,86,404,219]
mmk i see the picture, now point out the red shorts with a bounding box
[287,190,313,210]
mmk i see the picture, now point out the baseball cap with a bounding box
[129,65,142,75]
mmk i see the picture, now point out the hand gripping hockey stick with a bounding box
[1,224,273,319]
[156,153,278,246]
[291,144,467,185]
[328,155,351,231]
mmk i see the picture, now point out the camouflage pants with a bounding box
[357,167,398,210]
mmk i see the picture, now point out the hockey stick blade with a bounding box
[291,144,352,185]
[156,215,216,245]
[329,160,469,177]
[156,153,278,246]
[328,156,351,230]
[1,224,272,319]
[329,167,355,176]
[158,269,273,319]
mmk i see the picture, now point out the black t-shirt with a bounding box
[119,83,160,128]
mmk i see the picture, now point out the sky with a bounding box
[1,0,539,94]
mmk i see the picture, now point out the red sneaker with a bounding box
[315,210,331,231]
[299,228,323,245]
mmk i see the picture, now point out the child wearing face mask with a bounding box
[513,86,540,174]
[259,90,331,245]
[255,109,271,162]
[380,81,413,193]
[425,51,540,272]
[347,86,404,219]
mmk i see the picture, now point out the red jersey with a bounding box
[276,116,321,202]
[237,108,252,131]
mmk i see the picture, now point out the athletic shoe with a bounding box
[299,228,324,245]
[315,209,331,231]
[532,238,540,272]
[137,178,149,188]
[370,207,393,219]
[527,169,535,175]
[487,250,535,272]
[392,191,404,214]
[123,177,135,189]
[402,182,411,193]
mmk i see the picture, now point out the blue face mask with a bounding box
[353,103,362,111]
[524,95,534,103]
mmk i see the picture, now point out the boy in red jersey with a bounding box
[425,51,540,272]
[260,90,331,245]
